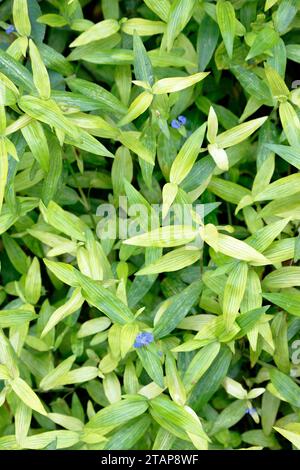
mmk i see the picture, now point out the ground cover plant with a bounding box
[0,0,300,451]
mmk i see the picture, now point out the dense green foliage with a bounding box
[0,0,300,451]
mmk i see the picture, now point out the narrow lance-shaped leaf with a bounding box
[76,272,135,324]
[216,116,268,148]
[216,0,236,58]
[21,120,50,172]
[41,287,85,337]
[152,72,209,95]
[118,91,153,127]
[70,19,120,48]
[269,368,300,408]
[136,246,200,276]
[170,123,207,184]
[143,0,170,22]
[0,138,8,214]
[183,342,221,393]
[13,0,31,37]
[136,343,164,389]
[279,101,300,147]
[29,39,51,100]
[133,32,154,86]
[153,281,202,339]
[166,0,196,52]
[18,96,80,140]
[85,395,148,430]
[124,225,197,248]
[165,352,186,405]
[11,377,47,416]
[223,262,248,330]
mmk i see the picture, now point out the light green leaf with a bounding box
[166,0,196,52]
[13,0,31,37]
[136,246,200,276]
[216,0,236,58]
[70,19,120,48]
[152,72,209,95]
[170,122,207,184]
[223,262,248,329]
[29,39,51,100]
[216,117,268,149]
[11,377,46,416]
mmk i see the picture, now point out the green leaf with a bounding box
[216,117,268,149]
[170,122,207,184]
[183,342,220,393]
[150,394,209,449]
[266,144,300,170]
[153,72,209,95]
[70,19,120,48]
[123,19,166,36]
[133,32,154,86]
[197,14,219,72]
[264,64,289,99]
[136,246,200,276]
[274,424,300,450]
[42,288,84,337]
[0,306,37,328]
[254,174,300,201]
[18,96,79,140]
[13,0,31,36]
[263,292,300,316]
[216,0,236,58]
[29,39,51,100]
[103,416,151,450]
[211,399,248,434]
[124,225,197,248]
[118,91,153,127]
[11,377,46,415]
[246,27,279,60]
[165,352,186,405]
[21,120,49,172]
[273,0,298,34]
[0,49,34,91]
[269,368,300,407]
[153,281,202,339]
[143,0,170,22]
[39,355,76,391]
[77,272,135,324]
[223,262,248,329]
[37,13,68,27]
[137,343,164,388]
[66,77,127,117]
[23,431,80,450]
[166,0,196,52]
[85,395,148,430]
[25,257,41,305]
[279,102,300,147]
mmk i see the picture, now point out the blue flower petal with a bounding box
[177,115,187,125]
[134,331,154,348]
[171,119,181,129]
[5,25,15,34]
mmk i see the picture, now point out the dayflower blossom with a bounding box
[134,331,154,348]
[171,115,187,129]
[245,406,259,423]
[5,25,15,34]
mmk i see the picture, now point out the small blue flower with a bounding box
[177,115,187,125]
[245,407,256,416]
[171,115,187,129]
[134,331,154,348]
[171,119,181,129]
[5,25,15,35]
